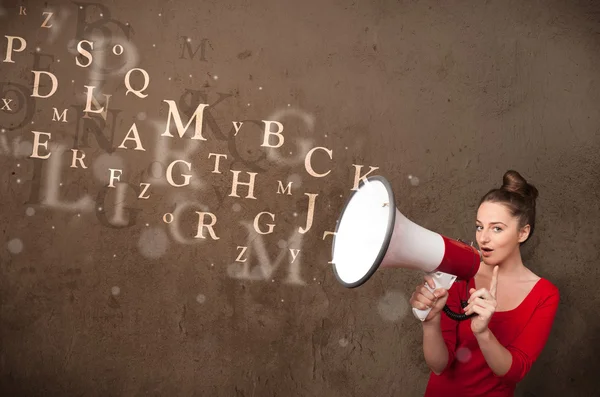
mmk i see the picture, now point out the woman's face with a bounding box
[475,201,530,265]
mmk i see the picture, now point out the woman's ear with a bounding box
[518,224,531,243]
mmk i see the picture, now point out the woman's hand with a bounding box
[410,274,449,322]
[464,265,499,334]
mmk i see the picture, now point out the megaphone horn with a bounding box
[331,175,481,322]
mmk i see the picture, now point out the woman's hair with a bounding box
[479,170,539,244]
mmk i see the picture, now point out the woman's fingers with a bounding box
[468,288,493,303]
[412,300,432,310]
[411,289,443,310]
[416,283,436,301]
[464,298,495,315]
[412,292,435,308]
[423,275,434,287]
[411,277,448,313]
[466,303,491,317]
[411,296,433,310]
[490,266,499,298]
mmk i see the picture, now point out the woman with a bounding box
[410,170,560,397]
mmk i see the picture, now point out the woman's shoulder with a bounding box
[530,269,558,291]
[533,277,560,306]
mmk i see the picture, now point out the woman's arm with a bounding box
[476,287,560,384]
[421,285,461,375]
[474,329,513,376]
[422,317,450,375]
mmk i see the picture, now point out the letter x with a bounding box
[1,98,13,111]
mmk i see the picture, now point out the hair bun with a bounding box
[501,170,539,202]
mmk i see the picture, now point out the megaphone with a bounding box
[331,175,482,322]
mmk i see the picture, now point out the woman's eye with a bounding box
[475,225,502,232]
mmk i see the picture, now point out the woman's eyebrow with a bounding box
[475,220,508,226]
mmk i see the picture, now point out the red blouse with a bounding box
[424,277,560,397]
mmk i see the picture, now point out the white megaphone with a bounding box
[331,175,481,322]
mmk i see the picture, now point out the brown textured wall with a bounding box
[1,0,599,396]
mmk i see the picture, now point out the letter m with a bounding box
[180,36,208,61]
[161,100,209,140]
[52,108,68,123]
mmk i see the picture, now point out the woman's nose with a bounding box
[479,230,491,242]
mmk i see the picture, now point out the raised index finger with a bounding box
[490,265,499,298]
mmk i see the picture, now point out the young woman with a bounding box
[410,170,560,397]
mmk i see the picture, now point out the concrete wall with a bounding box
[1,0,598,395]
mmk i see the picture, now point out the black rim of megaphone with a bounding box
[331,175,396,288]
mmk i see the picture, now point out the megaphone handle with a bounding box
[412,271,457,322]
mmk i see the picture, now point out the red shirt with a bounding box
[424,277,560,397]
